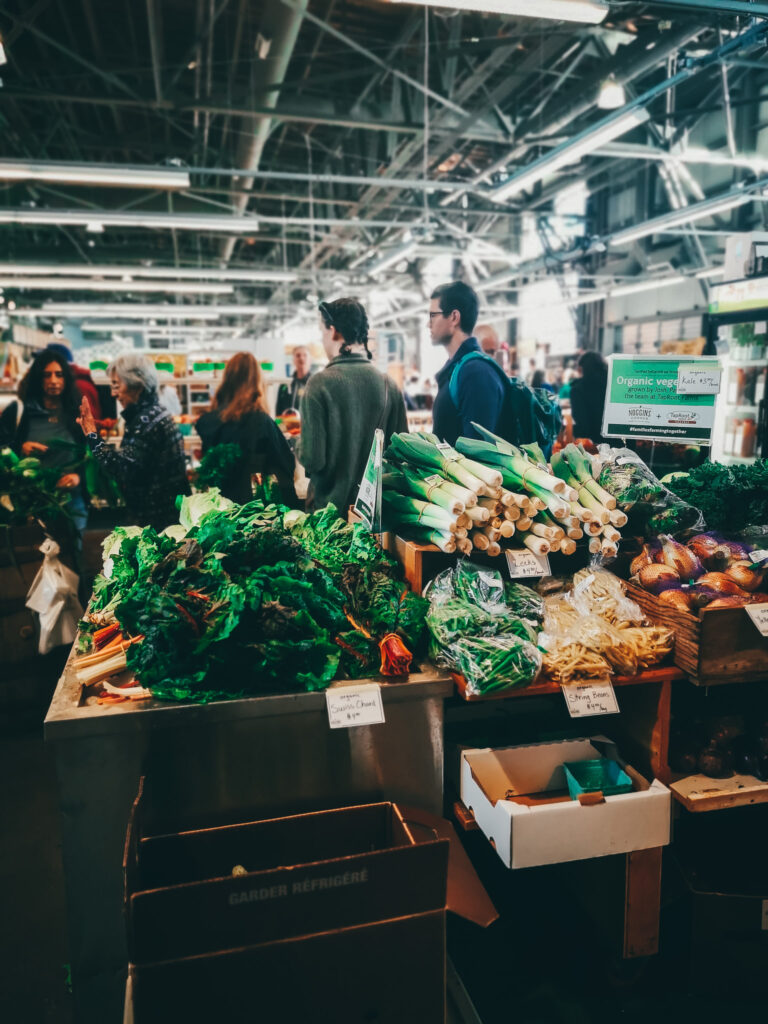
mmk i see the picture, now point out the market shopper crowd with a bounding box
[1,279,614,550]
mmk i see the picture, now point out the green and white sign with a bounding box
[602,355,720,445]
[353,428,384,531]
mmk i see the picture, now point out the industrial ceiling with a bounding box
[1,0,767,343]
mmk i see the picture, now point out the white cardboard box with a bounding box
[460,737,671,870]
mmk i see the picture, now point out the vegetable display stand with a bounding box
[624,580,768,686]
[382,534,455,594]
[45,650,452,1024]
[451,666,683,785]
[453,799,664,959]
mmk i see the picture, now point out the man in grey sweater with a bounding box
[299,298,408,514]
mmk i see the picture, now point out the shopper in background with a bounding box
[77,353,189,531]
[430,281,507,445]
[300,298,407,513]
[531,368,556,395]
[276,346,313,416]
[0,347,88,542]
[196,352,297,505]
[569,350,609,445]
[48,341,102,420]
[158,382,182,417]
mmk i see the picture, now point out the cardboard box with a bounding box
[461,737,671,870]
[125,788,497,1024]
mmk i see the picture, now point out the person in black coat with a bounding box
[196,352,297,505]
[570,350,609,446]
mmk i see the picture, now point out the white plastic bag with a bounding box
[25,538,83,654]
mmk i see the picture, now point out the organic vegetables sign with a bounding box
[602,355,719,444]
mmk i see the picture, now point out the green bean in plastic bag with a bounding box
[454,634,542,695]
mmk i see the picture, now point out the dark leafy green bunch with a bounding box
[195,443,244,493]
[89,496,428,703]
[0,447,73,527]
[667,460,768,533]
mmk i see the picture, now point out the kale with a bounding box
[667,460,768,533]
[195,443,244,493]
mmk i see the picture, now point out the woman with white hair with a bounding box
[77,352,189,530]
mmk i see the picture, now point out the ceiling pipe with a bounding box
[221,0,309,263]
[442,23,706,207]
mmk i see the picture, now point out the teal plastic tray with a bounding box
[562,759,633,801]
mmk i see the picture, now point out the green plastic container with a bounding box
[562,759,633,801]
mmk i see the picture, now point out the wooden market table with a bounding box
[448,666,686,960]
[45,653,453,1024]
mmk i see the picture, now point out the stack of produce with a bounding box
[76,492,429,703]
[424,560,543,695]
[671,714,768,781]
[630,533,767,612]
[540,568,674,684]
[383,431,625,561]
[665,459,768,534]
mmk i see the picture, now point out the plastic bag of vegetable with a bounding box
[596,446,703,538]
[570,567,645,626]
[453,634,542,695]
[424,559,507,613]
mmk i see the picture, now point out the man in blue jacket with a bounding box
[429,281,507,445]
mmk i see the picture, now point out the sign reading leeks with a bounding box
[353,428,384,532]
[602,355,720,445]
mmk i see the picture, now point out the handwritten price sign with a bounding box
[326,684,386,729]
[562,680,620,718]
[676,364,721,395]
[746,603,768,637]
[505,549,551,579]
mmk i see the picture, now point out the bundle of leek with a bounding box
[387,433,501,493]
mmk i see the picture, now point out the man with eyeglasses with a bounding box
[429,281,507,446]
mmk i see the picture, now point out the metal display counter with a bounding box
[45,655,452,1024]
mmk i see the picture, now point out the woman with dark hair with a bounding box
[196,352,297,505]
[299,297,408,513]
[0,347,88,539]
[569,350,609,445]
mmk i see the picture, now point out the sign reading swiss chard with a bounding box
[601,355,720,445]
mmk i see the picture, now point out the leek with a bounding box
[466,505,490,524]
[578,487,610,524]
[582,477,617,511]
[471,530,490,551]
[499,520,515,538]
[609,508,628,528]
[387,434,487,493]
[487,541,501,558]
[517,533,550,557]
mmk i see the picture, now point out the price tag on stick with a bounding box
[326,684,386,729]
[745,603,768,637]
[563,680,620,718]
[506,549,551,579]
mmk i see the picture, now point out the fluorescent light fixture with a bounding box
[598,75,626,110]
[0,262,298,282]
[0,278,233,295]
[387,0,608,24]
[607,274,686,298]
[0,160,191,189]
[490,107,649,203]
[0,41,6,67]
[609,187,756,246]
[366,240,419,277]
[0,209,259,232]
[9,302,268,319]
[696,266,725,279]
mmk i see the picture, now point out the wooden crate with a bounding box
[625,580,768,686]
[382,535,456,595]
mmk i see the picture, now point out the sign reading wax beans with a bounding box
[353,428,384,532]
[602,355,721,445]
